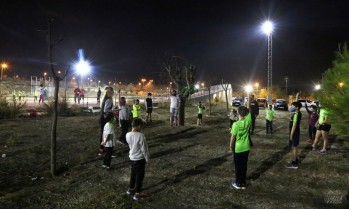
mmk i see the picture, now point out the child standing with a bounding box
[145,93,153,122]
[126,118,150,201]
[100,113,116,169]
[229,99,252,190]
[133,99,141,119]
[228,109,238,129]
[197,101,205,126]
[118,97,130,145]
[305,103,319,143]
[265,104,275,134]
[286,101,302,169]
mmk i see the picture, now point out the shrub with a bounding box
[0,91,27,119]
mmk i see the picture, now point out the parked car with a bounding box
[297,99,312,107]
[274,99,288,110]
[232,98,243,107]
[257,98,267,108]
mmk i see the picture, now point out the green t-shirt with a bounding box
[231,113,251,153]
[133,104,140,118]
[198,105,205,114]
[265,109,274,121]
[318,108,329,124]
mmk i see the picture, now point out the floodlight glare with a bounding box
[245,85,253,93]
[315,84,321,90]
[195,84,200,89]
[262,21,274,36]
[74,60,91,75]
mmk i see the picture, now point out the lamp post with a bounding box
[261,20,274,104]
[1,63,8,80]
[245,84,253,104]
[141,78,146,90]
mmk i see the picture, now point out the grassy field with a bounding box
[0,104,348,209]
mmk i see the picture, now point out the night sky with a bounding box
[1,0,349,91]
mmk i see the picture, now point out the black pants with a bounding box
[266,120,273,133]
[103,147,113,167]
[251,115,256,133]
[308,125,316,140]
[130,159,146,193]
[234,151,249,185]
[119,120,129,144]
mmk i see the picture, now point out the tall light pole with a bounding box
[284,76,288,96]
[262,20,274,104]
[1,63,8,80]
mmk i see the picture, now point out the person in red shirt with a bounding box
[74,87,81,104]
[80,87,85,103]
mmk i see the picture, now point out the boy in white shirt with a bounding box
[100,113,116,169]
[126,118,150,201]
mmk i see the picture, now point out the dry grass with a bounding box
[0,105,348,209]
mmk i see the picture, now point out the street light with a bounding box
[141,78,146,89]
[74,49,91,87]
[261,20,274,104]
[1,63,8,79]
[255,82,259,91]
[338,82,345,88]
[315,84,321,90]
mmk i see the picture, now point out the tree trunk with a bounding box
[208,89,212,115]
[179,96,186,126]
[225,89,229,110]
[51,79,59,176]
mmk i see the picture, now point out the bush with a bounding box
[315,43,349,135]
[0,91,27,119]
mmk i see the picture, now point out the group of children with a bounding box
[100,87,331,198]
[99,89,152,201]
[228,94,331,188]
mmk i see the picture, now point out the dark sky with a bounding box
[1,0,349,91]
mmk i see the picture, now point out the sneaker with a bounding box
[133,193,141,201]
[102,165,107,168]
[319,149,327,154]
[111,155,117,158]
[126,188,134,195]
[312,144,316,151]
[286,162,299,169]
[231,181,243,190]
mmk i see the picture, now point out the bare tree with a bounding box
[47,19,69,176]
[221,79,231,110]
[161,54,196,126]
[204,78,216,115]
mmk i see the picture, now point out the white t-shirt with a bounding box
[126,131,150,162]
[170,96,179,109]
[102,122,116,147]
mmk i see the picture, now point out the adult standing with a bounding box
[145,92,153,122]
[118,97,130,144]
[99,87,114,155]
[38,85,45,105]
[248,94,259,135]
[312,108,331,154]
[169,90,180,126]
[80,86,85,103]
[97,87,101,105]
[73,87,81,104]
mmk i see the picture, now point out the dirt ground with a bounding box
[0,104,348,209]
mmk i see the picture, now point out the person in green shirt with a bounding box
[229,99,252,189]
[312,108,331,154]
[132,99,141,119]
[265,104,275,134]
[196,101,205,126]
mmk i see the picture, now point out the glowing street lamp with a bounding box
[261,20,274,104]
[74,49,91,87]
[1,63,8,79]
[338,82,345,88]
[315,84,321,90]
